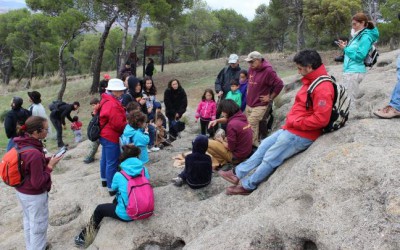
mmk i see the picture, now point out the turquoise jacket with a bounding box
[111,157,150,221]
[226,90,242,108]
[120,124,150,164]
[343,27,379,73]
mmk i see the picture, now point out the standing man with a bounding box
[244,51,284,147]
[215,54,241,99]
[219,49,334,195]
[50,101,80,148]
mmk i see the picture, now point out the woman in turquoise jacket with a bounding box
[337,12,379,113]
[74,145,150,247]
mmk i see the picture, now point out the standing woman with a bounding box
[99,79,127,195]
[337,13,379,113]
[164,79,188,141]
[14,116,62,250]
[27,91,52,137]
[145,58,155,78]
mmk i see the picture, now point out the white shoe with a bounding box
[150,146,160,152]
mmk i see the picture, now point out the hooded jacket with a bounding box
[246,60,284,107]
[14,135,51,195]
[195,100,217,120]
[282,64,334,141]
[111,157,150,221]
[239,80,248,111]
[4,108,31,138]
[120,124,150,164]
[99,93,127,144]
[226,111,253,160]
[343,27,379,73]
[51,103,75,126]
[164,87,188,119]
[215,65,241,96]
[180,135,212,189]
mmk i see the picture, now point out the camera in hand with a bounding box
[55,146,68,157]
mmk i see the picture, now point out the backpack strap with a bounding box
[306,75,334,110]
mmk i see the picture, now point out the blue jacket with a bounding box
[239,80,248,111]
[111,157,150,221]
[120,125,150,164]
[343,27,379,73]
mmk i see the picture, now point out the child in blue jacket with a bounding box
[75,145,150,247]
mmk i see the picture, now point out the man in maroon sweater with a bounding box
[244,51,284,147]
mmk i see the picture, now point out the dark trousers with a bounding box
[167,116,177,138]
[50,114,64,147]
[200,119,215,137]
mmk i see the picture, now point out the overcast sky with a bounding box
[205,0,267,20]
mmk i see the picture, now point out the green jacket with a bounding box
[226,90,242,108]
[343,27,379,73]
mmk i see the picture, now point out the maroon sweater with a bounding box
[226,111,253,160]
[246,59,284,107]
[14,135,52,195]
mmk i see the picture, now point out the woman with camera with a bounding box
[336,13,379,114]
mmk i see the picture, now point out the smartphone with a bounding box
[55,146,67,158]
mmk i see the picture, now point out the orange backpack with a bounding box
[0,146,36,187]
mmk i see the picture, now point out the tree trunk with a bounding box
[90,14,118,94]
[17,50,33,84]
[57,40,69,101]
[5,54,12,85]
[117,15,132,79]
[297,15,305,51]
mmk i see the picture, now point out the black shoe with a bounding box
[109,190,116,196]
[101,181,107,187]
[83,157,94,164]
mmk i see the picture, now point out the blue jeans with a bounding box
[100,137,120,190]
[235,129,313,191]
[148,124,155,147]
[389,56,400,111]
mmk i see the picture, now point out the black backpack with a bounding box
[48,100,66,112]
[87,101,107,141]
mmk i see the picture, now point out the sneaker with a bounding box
[171,177,183,187]
[74,234,85,247]
[150,146,160,152]
[373,105,400,119]
[83,157,94,164]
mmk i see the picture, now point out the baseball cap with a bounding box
[228,54,239,64]
[245,51,263,62]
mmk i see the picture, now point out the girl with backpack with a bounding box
[75,145,150,247]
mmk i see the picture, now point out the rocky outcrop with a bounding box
[0,50,399,250]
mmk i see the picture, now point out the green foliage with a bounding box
[378,0,400,45]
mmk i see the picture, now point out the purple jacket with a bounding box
[226,111,253,160]
[239,80,248,111]
[246,59,283,107]
[14,135,52,195]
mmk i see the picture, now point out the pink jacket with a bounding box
[195,100,216,120]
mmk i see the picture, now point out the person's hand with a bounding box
[208,120,218,128]
[259,95,271,103]
[338,40,347,49]
[217,91,223,97]
[48,155,63,170]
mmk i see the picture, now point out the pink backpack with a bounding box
[120,169,154,220]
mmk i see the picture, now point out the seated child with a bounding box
[71,116,82,143]
[225,79,242,108]
[171,135,212,189]
[75,145,150,247]
[120,110,150,164]
[153,112,170,149]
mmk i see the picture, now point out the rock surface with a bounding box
[1,50,400,250]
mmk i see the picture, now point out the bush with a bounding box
[0,110,8,123]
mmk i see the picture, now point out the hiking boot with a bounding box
[218,169,239,185]
[83,157,94,164]
[74,234,86,247]
[373,105,400,119]
[226,185,252,196]
[171,177,184,187]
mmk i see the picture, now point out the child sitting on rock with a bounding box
[75,145,150,247]
[171,135,212,189]
[154,112,171,149]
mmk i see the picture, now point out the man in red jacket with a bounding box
[219,49,334,195]
[244,51,284,147]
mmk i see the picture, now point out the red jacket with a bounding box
[71,121,82,131]
[246,59,284,107]
[226,111,253,160]
[282,64,334,141]
[99,93,127,143]
[14,135,52,195]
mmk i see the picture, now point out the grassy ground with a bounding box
[0,50,341,157]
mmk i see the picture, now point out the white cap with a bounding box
[106,78,126,91]
[228,54,239,63]
[244,51,263,62]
